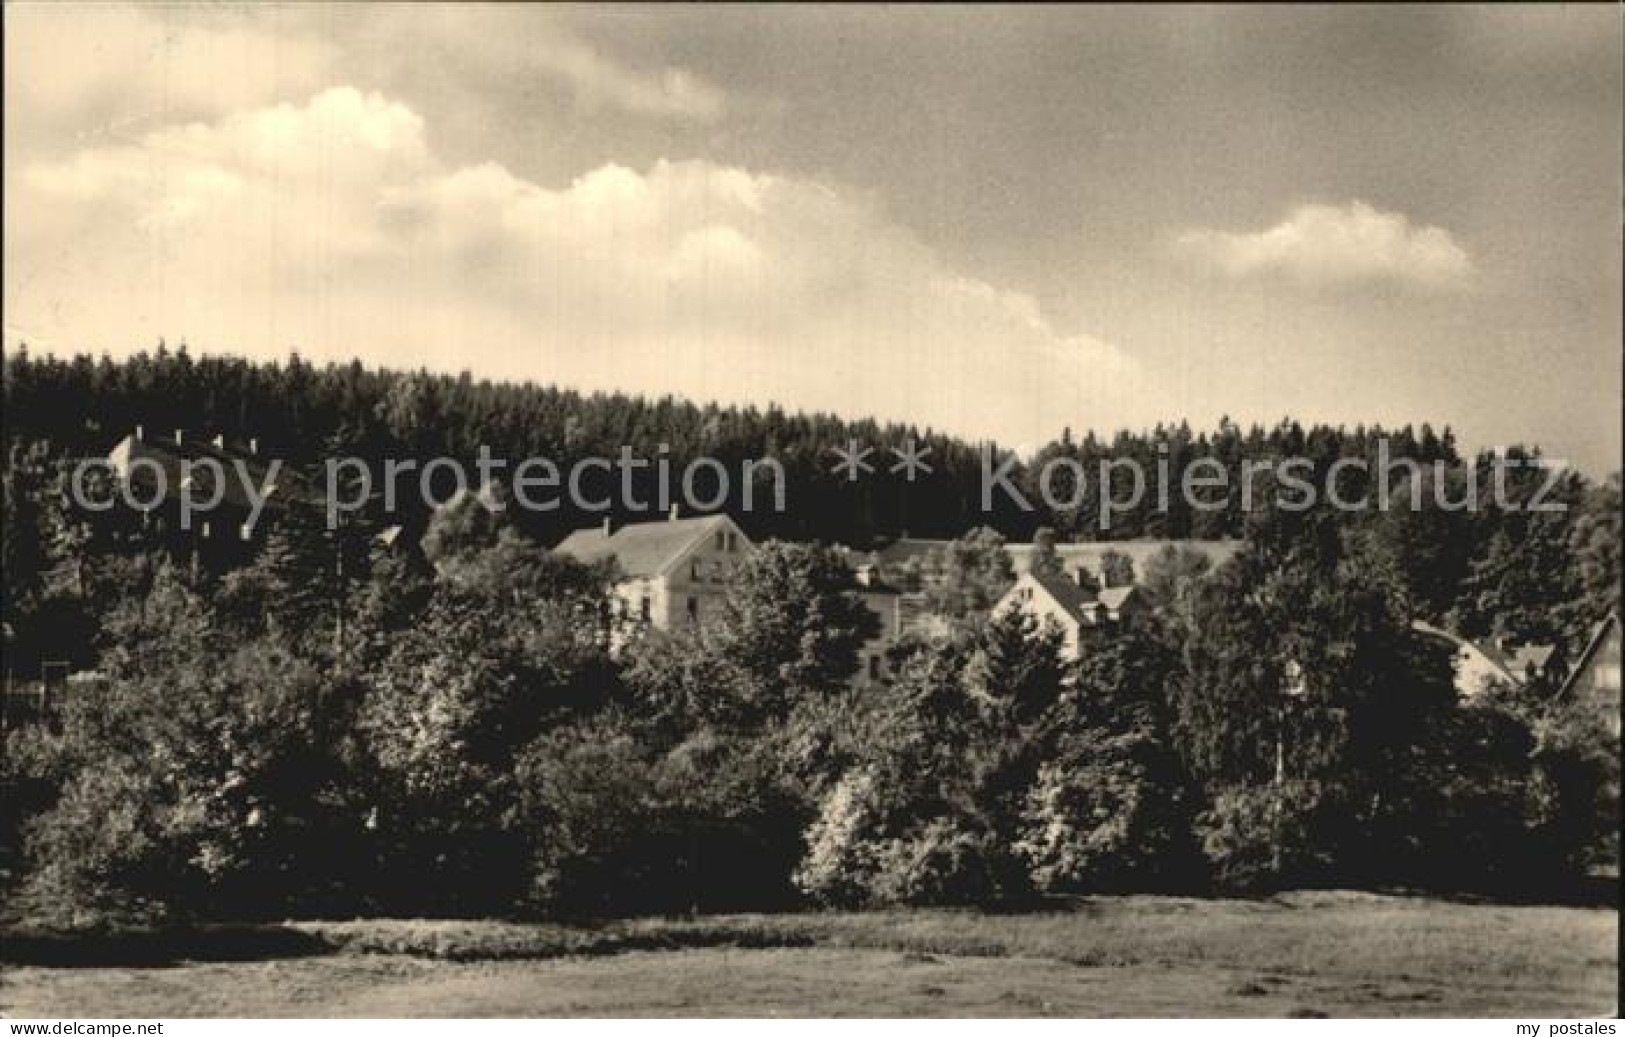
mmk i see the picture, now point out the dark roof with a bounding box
[554,514,736,578]
[1026,569,1099,625]
[107,433,315,516]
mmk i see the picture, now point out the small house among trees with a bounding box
[1412,620,1562,702]
[992,569,1148,659]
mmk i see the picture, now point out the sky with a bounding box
[5,4,1621,472]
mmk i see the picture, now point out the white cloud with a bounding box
[529,29,726,122]
[4,4,726,170]
[4,5,333,143]
[8,87,1151,446]
[349,5,728,124]
[1175,201,1474,292]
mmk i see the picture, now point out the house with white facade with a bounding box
[1412,620,1561,703]
[555,511,753,632]
[991,568,1148,660]
[556,514,905,689]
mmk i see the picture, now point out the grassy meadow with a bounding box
[2,892,1616,1018]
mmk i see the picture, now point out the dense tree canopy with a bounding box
[1,345,1618,923]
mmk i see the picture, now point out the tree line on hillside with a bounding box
[4,347,1619,670]
[0,345,1595,540]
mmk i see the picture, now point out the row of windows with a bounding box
[620,595,704,623]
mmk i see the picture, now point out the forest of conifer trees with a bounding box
[1,345,1619,927]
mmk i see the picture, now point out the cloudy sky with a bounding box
[5,4,1621,471]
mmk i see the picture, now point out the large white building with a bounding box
[555,512,900,688]
[555,511,753,632]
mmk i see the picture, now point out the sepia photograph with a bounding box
[1,2,1620,1025]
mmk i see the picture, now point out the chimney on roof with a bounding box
[211,434,225,450]
[669,504,680,522]
[173,429,185,446]
[602,516,613,537]
[248,437,259,455]
[134,424,144,442]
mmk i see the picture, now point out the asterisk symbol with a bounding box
[890,438,934,481]
[829,439,875,482]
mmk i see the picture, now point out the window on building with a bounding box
[687,597,700,623]
[691,559,703,581]
[868,655,881,681]
[1596,662,1621,692]
[715,531,727,551]
[640,596,651,622]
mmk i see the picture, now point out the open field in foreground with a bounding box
[3,892,1616,1017]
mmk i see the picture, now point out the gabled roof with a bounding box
[1023,569,1099,626]
[107,432,314,515]
[1412,619,1525,689]
[554,514,737,579]
[1559,612,1622,700]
